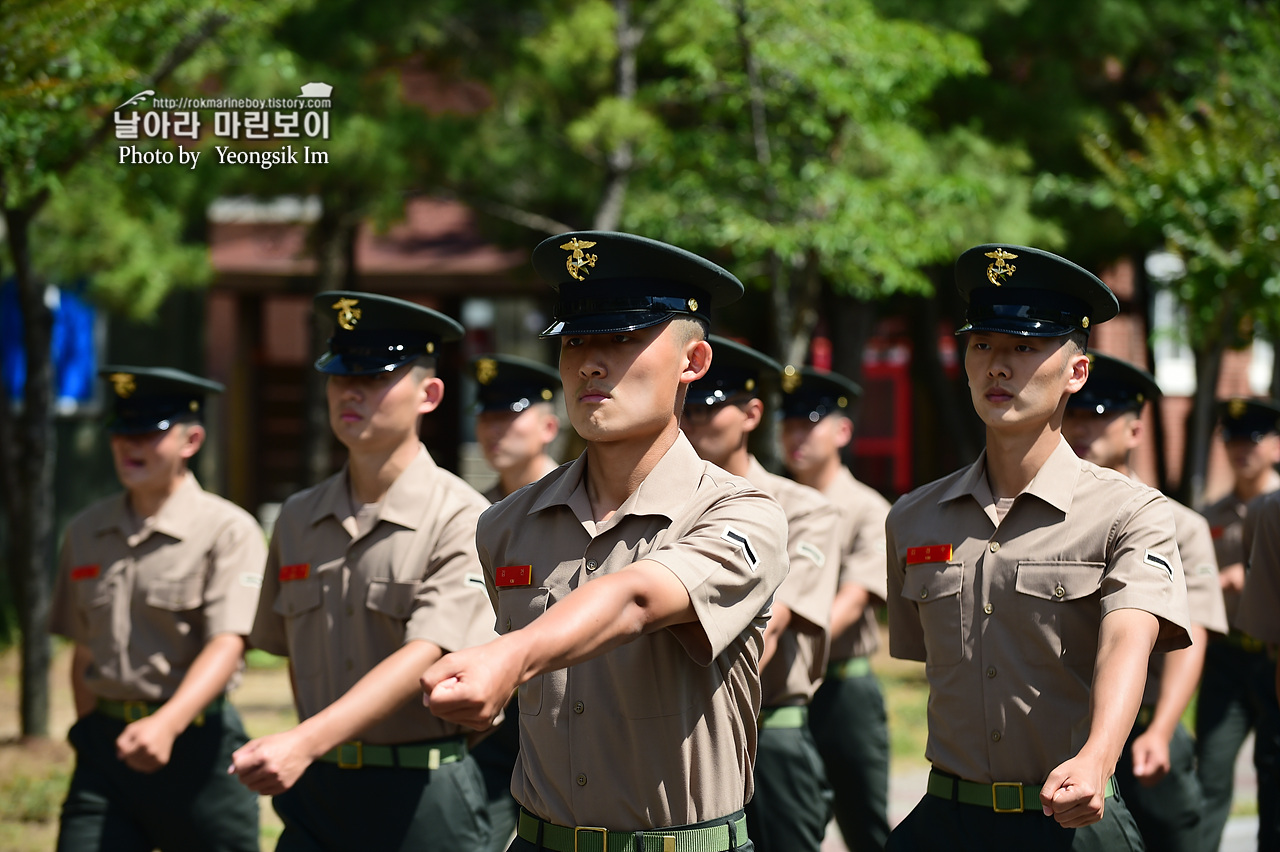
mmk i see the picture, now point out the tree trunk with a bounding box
[1180,340,1225,509]
[0,207,55,738]
[592,0,640,232]
[302,202,360,488]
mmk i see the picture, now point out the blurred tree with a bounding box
[1082,7,1280,505]
[429,0,1055,471]
[0,0,290,738]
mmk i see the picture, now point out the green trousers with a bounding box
[1114,717,1202,852]
[885,786,1145,852]
[57,706,259,852]
[472,698,521,852]
[808,665,889,852]
[272,749,489,851]
[745,720,829,852]
[1195,639,1280,852]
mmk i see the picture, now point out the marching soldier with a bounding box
[885,245,1190,850]
[781,367,891,852]
[422,231,789,852]
[1239,490,1280,704]
[1062,353,1228,851]
[231,292,497,851]
[468,353,564,852]
[51,366,265,852]
[1196,396,1280,852]
[683,336,842,852]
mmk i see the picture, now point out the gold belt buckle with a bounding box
[991,781,1024,813]
[337,741,363,769]
[574,826,608,851]
[122,701,150,723]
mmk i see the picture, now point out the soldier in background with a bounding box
[1062,353,1228,852]
[231,292,497,851]
[468,353,563,852]
[781,367,891,852]
[472,355,562,504]
[51,367,265,852]
[1196,397,1280,852]
[684,336,842,852]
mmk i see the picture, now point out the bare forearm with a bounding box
[759,603,791,671]
[294,640,444,755]
[1147,625,1207,739]
[71,645,96,719]
[509,561,695,685]
[1080,609,1159,770]
[829,582,871,640]
[150,633,245,733]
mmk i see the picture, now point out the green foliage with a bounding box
[1081,8,1280,349]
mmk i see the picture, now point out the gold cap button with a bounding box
[983,603,993,614]
[1054,584,1066,598]
[989,541,1000,553]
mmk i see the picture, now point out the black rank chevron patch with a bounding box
[721,526,759,572]
[1143,549,1173,578]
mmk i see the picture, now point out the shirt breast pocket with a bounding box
[902,561,964,666]
[1014,561,1104,667]
[272,577,324,675]
[365,579,417,621]
[75,578,116,641]
[502,587,550,716]
[145,575,204,612]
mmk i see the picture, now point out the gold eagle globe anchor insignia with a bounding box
[984,248,1018,286]
[109,373,137,398]
[562,238,598,281]
[332,297,362,330]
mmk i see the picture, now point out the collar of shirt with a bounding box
[307,444,438,533]
[527,432,706,528]
[939,436,1080,517]
[95,471,204,544]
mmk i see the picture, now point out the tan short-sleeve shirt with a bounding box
[1140,498,1228,703]
[886,438,1191,785]
[49,474,266,702]
[744,457,842,706]
[477,434,788,829]
[1201,492,1255,624]
[822,466,890,660]
[1238,491,1280,643]
[249,446,495,745]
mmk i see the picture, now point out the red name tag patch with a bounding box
[495,565,532,588]
[906,545,953,565]
[70,564,100,581]
[1210,526,1225,540]
[279,563,310,582]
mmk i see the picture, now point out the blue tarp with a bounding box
[1,279,98,406]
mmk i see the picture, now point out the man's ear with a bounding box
[178,424,206,459]
[1125,414,1144,452]
[833,415,854,450]
[681,338,713,385]
[741,397,766,433]
[418,376,446,415]
[1066,351,1091,394]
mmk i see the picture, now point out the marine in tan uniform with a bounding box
[780,366,892,852]
[231,293,497,851]
[885,245,1191,852]
[469,353,564,852]
[1195,396,1280,851]
[422,232,789,852]
[1062,353,1228,852]
[1239,489,1280,704]
[473,354,563,504]
[683,335,842,852]
[50,366,265,852]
